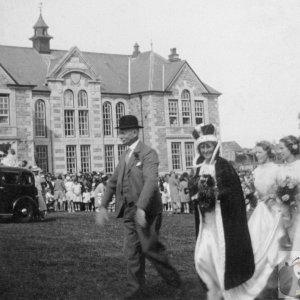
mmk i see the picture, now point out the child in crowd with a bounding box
[72,177,82,211]
[83,188,91,212]
[65,176,75,213]
[45,187,54,211]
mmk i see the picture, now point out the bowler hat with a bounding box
[116,115,143,130]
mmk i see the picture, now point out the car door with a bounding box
[0,171,20,213]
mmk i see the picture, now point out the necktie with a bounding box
[125,149,131,164]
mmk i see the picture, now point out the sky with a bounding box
[1,0,300,148]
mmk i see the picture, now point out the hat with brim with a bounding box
[115,115,143,130]
[31,166,41,172]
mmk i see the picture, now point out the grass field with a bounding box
[0,211,207,300]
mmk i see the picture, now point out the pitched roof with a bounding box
[0,44,220,95]
[0,45,49,90]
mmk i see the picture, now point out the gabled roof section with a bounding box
[0,44,220,95]
[0,45,48,90]
[165,61,221,96]
[0,63,18,85]
[130,51,168,93]
[47,46,99,81]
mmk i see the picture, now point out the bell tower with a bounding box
[29,5,52,54]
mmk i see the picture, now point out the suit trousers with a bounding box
[123,203,181,295]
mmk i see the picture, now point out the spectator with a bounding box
[53,174,66,211]
[169,171,181,214]
[179,172,190,214]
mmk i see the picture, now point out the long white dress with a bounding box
[195,162,286,300]
[227,162,286,299]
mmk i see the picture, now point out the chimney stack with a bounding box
[168,48,180,62]
[132,42,140,58]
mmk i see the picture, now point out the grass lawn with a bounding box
[0,211,206,300]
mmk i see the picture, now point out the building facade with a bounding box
[0,14,221,174]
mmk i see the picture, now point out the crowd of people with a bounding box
[0,151,114,216]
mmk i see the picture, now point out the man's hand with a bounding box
[95,207,109,226]
[135,208,147,228]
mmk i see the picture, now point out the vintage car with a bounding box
[0,165,40,222]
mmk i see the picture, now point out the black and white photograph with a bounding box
[0,0,300,299]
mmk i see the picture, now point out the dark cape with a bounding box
[191,156,255,290]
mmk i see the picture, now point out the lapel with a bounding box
[126,141,142,174]
[118,149,128,181]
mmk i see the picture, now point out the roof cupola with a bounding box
[29,12,52,54]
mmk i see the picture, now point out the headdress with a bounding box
[192,123,220,168]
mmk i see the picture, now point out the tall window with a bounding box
[118,144,127,160]
[64,111,75,136]
[184,142,194,168]
[103,102,112,136]
[35,100,46,137]
[80,145,91,173]
[195,101,204,124]
[0,95,9,124]
[168,100,178,126]
[181,90,191,125]
[116,102,125,128]
[35,145,48,172]
[104,145,114,173]
[66,145,77,174]
[64,90,74,107]
[171,142,181,170]
[79,110,89,136]
[78,90,88,107]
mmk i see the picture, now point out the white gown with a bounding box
[195,162,286,300]
[227,162,286,299]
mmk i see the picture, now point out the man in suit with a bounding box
[95,115,182,299]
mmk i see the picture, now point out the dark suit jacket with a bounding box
[101,141,163,218]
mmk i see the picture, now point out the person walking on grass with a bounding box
[95,115,183,300]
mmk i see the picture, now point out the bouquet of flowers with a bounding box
[242,175,258,210]
[277,176,299,220]
[196,174,218,216]
[276,176,300,247]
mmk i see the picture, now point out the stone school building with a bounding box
[0,13,221,174]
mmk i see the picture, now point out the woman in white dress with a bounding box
[238,141,286,299]
[191,124,254,300]
[277,135,300,252]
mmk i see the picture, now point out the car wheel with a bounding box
[14,201,34,223]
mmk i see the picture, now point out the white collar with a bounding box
[128,140,139,156]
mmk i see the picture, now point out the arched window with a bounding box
[116,102,125,128]
[64,90,75,137]
[78,90,88,107]
[35,99,46,137]
[181,89,191,125]
[64,89,74,107]
[103,102,112,136]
